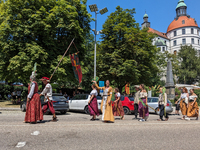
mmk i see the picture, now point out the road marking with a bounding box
[16,142,26,148]
[1,122,200,127]
[31,131,40,135]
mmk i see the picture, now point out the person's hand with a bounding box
[191,103,194,106]
[92,81,96,84]
[88,101,90,104]
[27,98,30,102]
[175,101,177,104]
[108,100,111,104]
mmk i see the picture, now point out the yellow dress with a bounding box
[95,84,114,122]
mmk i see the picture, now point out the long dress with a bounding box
[138,92,149,118]
[88,89,99,116]
[24,81,43,123]
[113,92,124,117]
[179,93,188,116]
[95,84,114,122]
[187,95,199,117]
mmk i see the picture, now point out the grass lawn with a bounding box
[0,100,20,108]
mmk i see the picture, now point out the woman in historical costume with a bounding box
[185,89,199,120]
[177,87,189,120]
[93,80,114,123]
[113,88,125,120]
[24,72,43,123]
[88,84,99,121]
[138,84,149,122]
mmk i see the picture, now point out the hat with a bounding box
[134,85,139,88]
[40,77,50,82]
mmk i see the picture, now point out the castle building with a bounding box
[142,0,200,54]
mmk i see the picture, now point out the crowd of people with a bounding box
[22,70,199,124]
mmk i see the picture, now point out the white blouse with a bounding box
[181,93,188,99]
[116,92,120,97]
[27,82,35,99]
[90,89,98,96]
[189,95,197,101]
[140,92,147,98]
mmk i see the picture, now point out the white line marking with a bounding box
[31,131,40,135]
[16,142,26,148]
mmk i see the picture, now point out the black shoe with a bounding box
[90,118,95,121]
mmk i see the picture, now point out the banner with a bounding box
[99,81,104,96]
[125,83,130,95]
[70,53,82,84]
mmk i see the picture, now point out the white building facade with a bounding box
[142,0,200,55]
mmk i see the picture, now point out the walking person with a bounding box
[174,92,180,115]
[93,80,114,123]
[177,87,189,120]
[11,90,17,104]
[113,88,125,120]
[185,89,199,120]
[157,87,169,121]
[24,72,43,123]
[138,84,149,122]
[133,85,140,120]
[39,77,57,122]
[88,84,99,121]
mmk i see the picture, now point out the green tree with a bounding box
[0,0,91,85]
[177,45,200,84]
[97,6,159,92]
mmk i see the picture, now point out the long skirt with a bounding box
[24,93,43,123]
[187,101,199,117]
[180,99,187,116]
[138,98,149,117]
[88,97,99,116]
[101,96,114,122]
[113,100,124,116]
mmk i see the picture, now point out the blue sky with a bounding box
[86,0,200,41]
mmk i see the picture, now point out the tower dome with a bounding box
[176,0,187,17]
[143,13,148,18]
[176,0,187,9]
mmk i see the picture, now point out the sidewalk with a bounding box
[0,107,21,111]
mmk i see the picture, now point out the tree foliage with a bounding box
[97,6,159,92]
[0,0,91,85]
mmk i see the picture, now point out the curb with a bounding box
[0,108,21,111]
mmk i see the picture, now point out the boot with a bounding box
[51,116,57,122]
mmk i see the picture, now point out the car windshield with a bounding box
[128,97,134,101]
[52,96,67,101]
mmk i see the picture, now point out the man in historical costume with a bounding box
[133,85,140,120]
[157,87,169,121]
[39,77,57,122]
[24,72,43,123]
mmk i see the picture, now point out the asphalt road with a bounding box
[0,111,200,150]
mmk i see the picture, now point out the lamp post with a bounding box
[89,4,108,79]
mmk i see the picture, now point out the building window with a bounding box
[191,28,194,34]
[191,38,194,44]
[162,47,165,52]
[198,39,200,45]
[182,38,186,45]
[173,40,177,46]
[198,30,199,35]
[174,31,177,36]
[182,29,185,35]
[182,20,185,24]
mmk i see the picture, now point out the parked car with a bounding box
[20,93,69,114]
[120,96,135,115]
[147,97,173,114]
[69,94,102,114]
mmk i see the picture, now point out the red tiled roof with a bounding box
[167,16,198,33]
[148,28,169,39]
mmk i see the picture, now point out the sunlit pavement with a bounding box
[0,111,200,150]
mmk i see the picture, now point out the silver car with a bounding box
[147,97,173,115]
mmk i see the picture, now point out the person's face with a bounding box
[139,85,142,90]
[190,90,194,94]
[183,89,185,93]
[115,89,117,93]
[159,88,162,93]
[106,80,110,87]
[135,87,139,91]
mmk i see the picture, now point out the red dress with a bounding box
[24,81,43,122]
[113,93,124,116]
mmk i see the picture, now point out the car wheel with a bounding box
[156,108,160,115]
[84,105,90,114]
[60,111,66,114]
[21,104,26,112]
[123,107,130,115]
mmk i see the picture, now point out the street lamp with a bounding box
[89,4,108,79]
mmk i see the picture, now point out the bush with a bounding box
[194,89,200,105]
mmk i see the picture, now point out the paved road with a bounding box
[0,111,200,150]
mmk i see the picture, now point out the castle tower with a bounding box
[141,12,150,29]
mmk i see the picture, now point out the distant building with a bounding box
[142,0,200,54]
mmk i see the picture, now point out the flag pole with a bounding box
[49,37,75,81]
